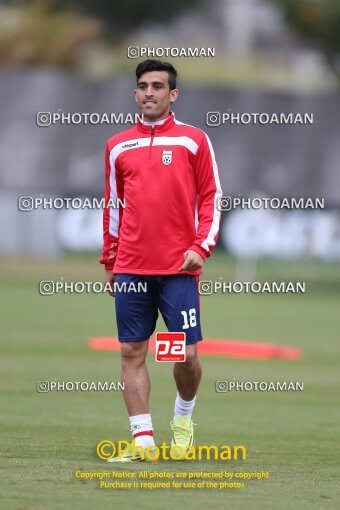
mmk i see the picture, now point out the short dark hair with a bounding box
[136,59,178,90]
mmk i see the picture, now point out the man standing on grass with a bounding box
[100,59,222,461]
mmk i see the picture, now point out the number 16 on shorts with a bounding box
[155,332,186,362]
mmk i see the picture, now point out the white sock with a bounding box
[129,413,155,448]
[174,393,196,419]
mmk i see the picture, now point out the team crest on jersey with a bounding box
[162,150,172,165]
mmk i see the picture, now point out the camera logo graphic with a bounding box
[18,196,34,211]
[155,332,186,362]
[217,196,233,211]
[36,381,50,393]
[39,281,55,296]
[127,46,139,59]
[36,112,52,127]
[198,281,213,295]
[206,112,221,127]
[215,381,228,392]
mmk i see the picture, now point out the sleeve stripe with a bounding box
[108,152,119,237]
[200,134,223,253]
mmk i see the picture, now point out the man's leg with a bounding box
[119,340,155,452]
[173,343,202,402]
[158,275,203,415]
[108,275,158,462]
[170,345,202,457]
[121,339,150,415]
[172,344,202,428]
[158,275,203,456]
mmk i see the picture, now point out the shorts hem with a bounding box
[185,336,203,345]
[118,336,151,343]
[118,336,203,344]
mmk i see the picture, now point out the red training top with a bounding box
[100,112,222,275]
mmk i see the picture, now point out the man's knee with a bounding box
[176,345,200,369]
[121,340,148,366]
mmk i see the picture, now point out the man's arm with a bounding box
[99,143,123,295]
[178,133,222,272]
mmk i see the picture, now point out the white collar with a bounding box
[142,114,171,127]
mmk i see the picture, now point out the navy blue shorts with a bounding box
[114,274,203,345]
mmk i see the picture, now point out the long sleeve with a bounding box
[99,143,124,271]
[188,133,223,260]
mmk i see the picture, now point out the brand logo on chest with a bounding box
[162,150,173,166]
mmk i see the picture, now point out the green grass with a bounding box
[0,252,339,509]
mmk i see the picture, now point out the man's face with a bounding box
[134,71,178,121]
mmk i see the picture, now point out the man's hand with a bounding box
[105,270,115,297]
[178,250,204,272]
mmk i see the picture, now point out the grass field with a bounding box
[0,252,339,510]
